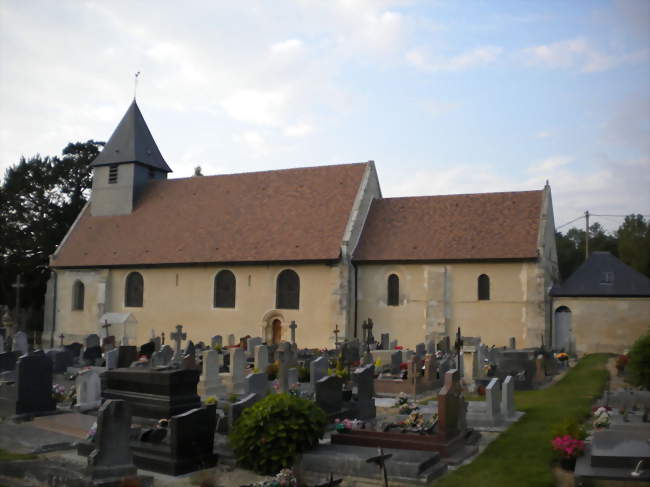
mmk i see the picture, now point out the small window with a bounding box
[276,269,300,309]
[214,270,236,308]
[387,274,399,306]
[478,274,490,300]
[125,272,144,307]
[72,280,84,310]
[108,164,118,184]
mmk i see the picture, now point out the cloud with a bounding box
[232,130,272,158]
[270,39,304,55]
[406,45,502,72]
[529,155,573,172]
[220,89,288,127]
[535,131,552,138]
[283,123,313,137]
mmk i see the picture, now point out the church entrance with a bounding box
[272,319,282,344]
[554,306,572,352]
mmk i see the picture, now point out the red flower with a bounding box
[400,362,408,370]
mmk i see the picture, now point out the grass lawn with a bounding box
[0,448,37,461]
[433,354,610,487]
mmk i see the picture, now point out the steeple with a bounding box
[91,100,171,172]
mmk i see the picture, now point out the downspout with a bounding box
[50,270,57,348]
[353,262,358,338]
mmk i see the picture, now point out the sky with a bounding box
[1,0,648,232]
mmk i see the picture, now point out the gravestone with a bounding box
[0,351,20,372]
[153,345,174,367]
[13,331,28,356]
[46,349,74,373]
[227,334,235,346]
[0,335,4,353]
[87,400,138,483]
[64,342,83,362]
[185,340,196,358]
[182,354,196,370]
[254,344,268,372]
[437,369,465,441]
[101,336,116,352]
[83,345,103,365]
[415,343,426,360]
[245,372,268,398]
[354,364,376,419]
[390,350,402,375]
[288,367,299,387]
[229,393,259,430]
[105,348,119,370]
[117,346,138,368]
[389,340,398,350]
[170,325,187,362]
[508,337,516,349]
[501,375,515,418]
[310,356,329,388]
[228,347,246,393]
[485,378,502,424]
[315,375,343,414]
[277,345,290,393]
[15,351,57,416]
[211,335,222,348]
[76,369,102,412]
[246,337,262,359]
[380,333,389,350]
[149,336,161,352]
[198,350,224,397]
[139,341,155,359]
[163,405,218,474]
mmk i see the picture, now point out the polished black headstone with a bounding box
[15,351,57,416]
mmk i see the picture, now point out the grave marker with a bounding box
[76,369,102,412]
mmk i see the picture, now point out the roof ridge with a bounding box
[380,189,544,201]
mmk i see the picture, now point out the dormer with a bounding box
[90,100,171,216]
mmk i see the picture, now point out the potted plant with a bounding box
[615,354,629,376]
[551,434,585,471]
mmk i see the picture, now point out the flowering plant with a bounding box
[551,435,585,460]
[249,468,298,487]
[395,392,409,407]
[204,396,217,406]
[555,352,569,361]
[335,418,364,432]
[395,346,403,350]
[401,411,437,429]
[288,383,300,397]
[86,421,97,441]
[52,383,67,402]
[615,354,629,371]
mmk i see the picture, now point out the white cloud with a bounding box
[529,155,573,172]
[535,131,552,138]
[232,130,271,158]
[270,39,304,55]
[220,90,288,127]
[406,45,502,72]
[284,123,313,137]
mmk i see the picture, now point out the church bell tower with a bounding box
[90,100,172,216]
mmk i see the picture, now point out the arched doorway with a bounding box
[554,306,572,352]
[272,319,282,344]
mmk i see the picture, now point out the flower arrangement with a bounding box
[401,411,437,430]
[86,421,97,441]
[204,396,217,406]
[555,352,569,362]
[52,383,67,402]
[399,362,408,370]
[335,418,364,432]
[288,383,300,397]
[249,468,298,487]
[395,346,403,350]
[615,354,629,372]
[551,435,585,462]
[592,406,611,429]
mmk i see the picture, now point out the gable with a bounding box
[353,190,543,262]
[52,163,368,267]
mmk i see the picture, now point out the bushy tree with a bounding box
[617,215,650,277]
[229,393,326,474]
[627,329,650,390]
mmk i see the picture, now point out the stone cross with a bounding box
[171,325,187,357]
[11,274,25,329]
[101,320,111,338]
[454,327,463,374]
[59,333,64,347]
[289,320,298,344]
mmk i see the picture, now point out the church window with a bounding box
[108,164,118,184]
[214,270,236,308]
[478,274,490,300]
[276,269,299,309]
[125,272,144,307]
[72,280,84,310]
[387,274,399,306]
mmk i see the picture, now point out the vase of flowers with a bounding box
[551,434,585,471]
[592,406,611,430]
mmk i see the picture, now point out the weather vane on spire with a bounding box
[134,71,141,100]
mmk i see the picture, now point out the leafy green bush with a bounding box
[550,418,587,441]
[266,362,279,381]
[627,330,650,389]
[298,366,310,383]
[229,393,326,474]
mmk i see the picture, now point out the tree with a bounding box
[0,140,103,331]
[617,215,650,277]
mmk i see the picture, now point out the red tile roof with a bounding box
[52,163,368,267]
[353,191,543,262]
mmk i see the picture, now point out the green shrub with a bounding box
[298,366,310,383]
[266,362,279,381]
[550,418,587,441]
[229,393,326,474]
[627,330,650,389]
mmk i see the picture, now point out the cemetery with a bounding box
[0,317,647,487]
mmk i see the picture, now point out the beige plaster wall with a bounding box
[553,297,650,354]
[356,261,547,349]
[54,264,345,348]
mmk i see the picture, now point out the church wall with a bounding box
[91,263,345,348]
[356,261,546,349]
[553,297,650,355]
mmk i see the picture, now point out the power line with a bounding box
[556,213,650,230]
[556,215,585,229]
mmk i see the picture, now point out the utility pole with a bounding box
[11,274,25,330]
[585,210,590,260]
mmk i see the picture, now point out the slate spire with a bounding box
[91,100,171,172]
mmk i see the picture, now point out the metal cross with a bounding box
[161,332,165,345]
[367,318,375,345]
[171,325,187,356]
[289,320,298,344]
[59,333,64,347]
[366,446,392,487]
[101,320,112,338]
[11,274,25,329]
[333,324,340,346]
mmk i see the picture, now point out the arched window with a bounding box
[276,269,300,309]
[72,280,84,310]
[478,274,490,300]
[387,274,399,306]
[214,270,236,308]
[125,272,144,307]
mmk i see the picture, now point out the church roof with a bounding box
[91,100,172,172]
[550,251,650,297]
[353,190,543,262]
[51,163,368,267]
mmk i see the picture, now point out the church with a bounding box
[44,101,559,350]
